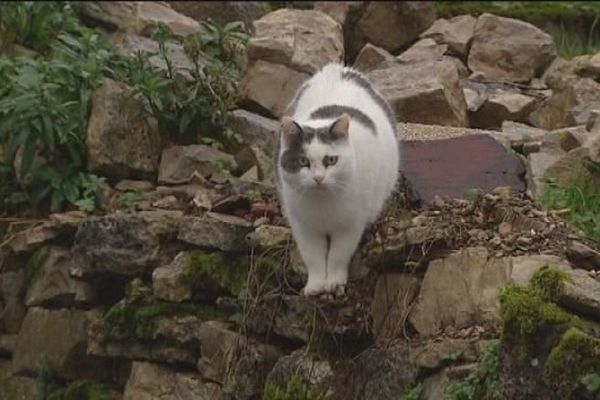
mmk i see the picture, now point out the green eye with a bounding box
[324,155,338,166]
[297,156,309,167]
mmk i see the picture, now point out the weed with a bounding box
[262,375,327,400]
[115,191,144,209]
[401,383,423,400]
[581,373,600,395]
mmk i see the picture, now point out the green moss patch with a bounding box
[544,327,600,397]
[183,252,248,298]
[103,300,219,340]
[530,265,571,302]
[262,375,327,400]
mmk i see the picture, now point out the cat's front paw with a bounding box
[302,281,327,296]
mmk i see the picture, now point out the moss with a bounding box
[530,265,571,303]
[262,375,327,400]
[499,284,572,359]
[103,300,220,340]
[183,252,248,298]
[543,327,600,397]
[24,245,51,294]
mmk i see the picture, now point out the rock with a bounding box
[197,321,281,398]
[13,308,112,381]
[267,350,334,395]
[177,212,253,252]
[396,122,501,141]
[421,370,450,400]
[336,345,419,400]
[526,149,564,199]
[367,59,467,127]
[566,241,600,271]
[401,134,526,204]
[468,13,556,83]
[239,60,310,118]
[72,210,183,278]
[501,121,548,149]
[247,9,344,75]
[123,361,224,400]
[0,376,37,400]
[7,211,87,254]
[561,269,600,320]
[234,145,274,183]
[409,338,486,369]
[152,252,193,302]
[396,38,448,65]
[80,1,205,37]
[87,79,161,180]
[158,144,236,185]
[0,335,16,356]
[352,2,435,58]
[353,43,395,73]
[0,360,12,380]
[112,33,195,80]
[25,247,95,308]
[169,1,265,32]
[115,179,155,192]
[228,109,280,157]
[471,90,539,129]
[245,225,291,248]
[371,273,420,344]
[313,1,354,27]
[0,271,26,334]
[420,15,477,60]
[409,247,512,337]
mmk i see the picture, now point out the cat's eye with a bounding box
[297,156,310,167]
[323,155,338,167]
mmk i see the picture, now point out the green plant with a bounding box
[581,373,600,394]
[262,375,327,400]
[541,167,600,243]
[401,383,423,400]
[34,356,61,400]
[115,191,145,209]
[113,21,248,147]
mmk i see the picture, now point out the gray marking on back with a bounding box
[341,69,397,132]
[310,105,377,135]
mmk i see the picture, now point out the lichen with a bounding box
[498,284,572,359]
[183,251,248,298]
[103,300,219,340]
[543,327,600,397]
[529,265,571,302]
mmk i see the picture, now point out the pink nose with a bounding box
[313,175,324,184]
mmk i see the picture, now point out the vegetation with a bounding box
[262,375,327,400]
[0,1,247,214]
[443,340,503,400]
[541,165,600,243]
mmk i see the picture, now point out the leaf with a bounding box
[19,136,37,178]
[61,179,80,204]
[50,189,65,212]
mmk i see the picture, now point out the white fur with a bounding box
[277,63,400,295]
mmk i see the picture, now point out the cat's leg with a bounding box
[325,224,364,294]
[293,227,329,296]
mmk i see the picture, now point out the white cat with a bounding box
[276,63,400,296]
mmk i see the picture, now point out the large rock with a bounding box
[0,271,26,334]
[409,249,575,337]
[401,134,526,204]
[367,59,468,127]
[25,247,95,308]
[247,9,343,75]
[349,2,435,60]
[468,13,556,83]
[396,38,448,65]
[123,361,224,400]
[87,79,162,180]
[0,376,36,400]
[80,1,204,37]
[470,89,539,129]
[177,212,253,252]
[409,338,487,369]
[228,110,280,157]
[158,144,236,185]
[169,1,265,32]
[420,15,477,60]
[353,43,395,73]
[13,308,112,381]
[561,269,600,320]
[267,351,334,396]
[72,210,183,278]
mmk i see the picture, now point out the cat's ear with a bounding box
[281,116,302,146]
[330,113,350,140]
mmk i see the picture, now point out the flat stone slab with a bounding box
[401,134,526,204]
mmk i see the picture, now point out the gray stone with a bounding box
[396,38,448,65]
[561,269,600,320]
[408,339,486,369]
[420,15,477,59]
[471,90,539,129]
[353,43,395,73]
[87,79,162,180]
[152,252,193,303]
[267,350,334,397]
[177,212,253,252]
[228,109,280,157]
[245,225,291,248]
[13,308,113,381]
[367,59,467,127]
[468,13,556,83]
[124,361,224,400]
[158,144,236,185]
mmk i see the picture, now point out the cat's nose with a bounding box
[313,175,324,184]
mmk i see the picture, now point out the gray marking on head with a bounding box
[284,81,310,116]
[310,105,376,135]
[341,69,397,133]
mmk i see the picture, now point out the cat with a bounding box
[276,63,400,296]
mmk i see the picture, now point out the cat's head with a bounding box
[278,114,354,192]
